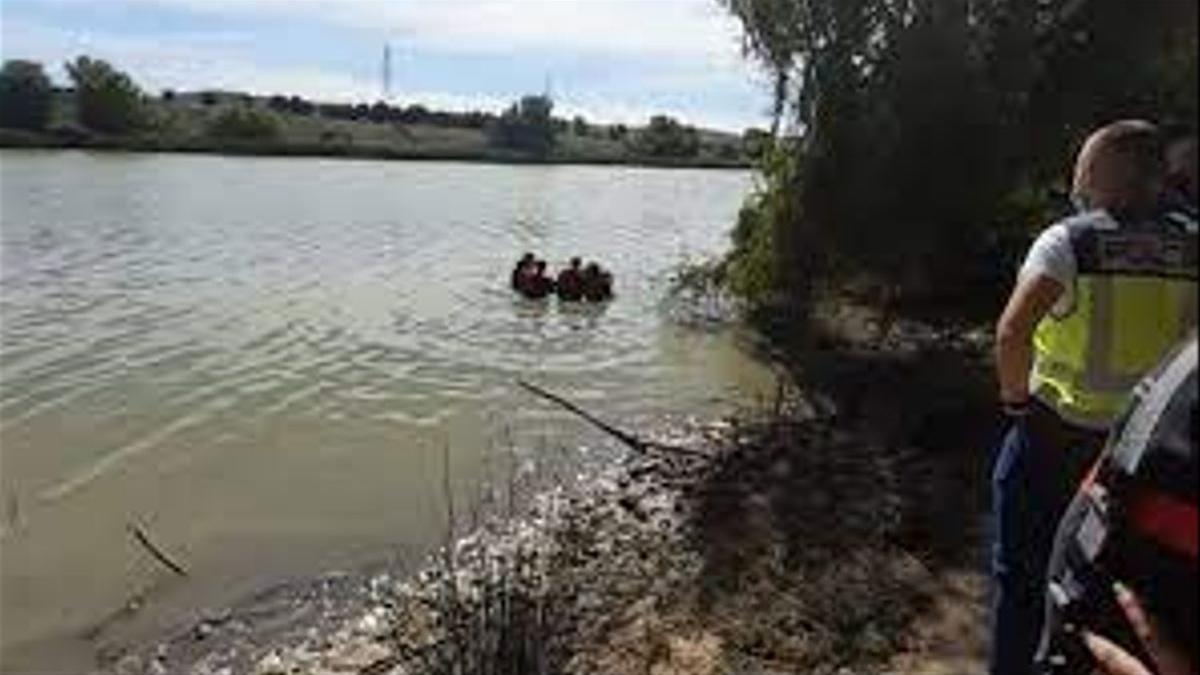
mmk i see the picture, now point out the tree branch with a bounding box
[516,380,708,459]
[127,522,188,577]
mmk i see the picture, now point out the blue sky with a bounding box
[0,0,774,131]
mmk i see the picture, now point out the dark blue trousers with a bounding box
[989,406,1104,675]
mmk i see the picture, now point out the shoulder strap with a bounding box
[1069,221,1198,280]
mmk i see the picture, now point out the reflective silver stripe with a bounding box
[1031,386,1117,430]
[1035,357,1143,395]
[1110,339,1197,473]
[1035,275,1143,397]
[1085,275,1116,389]
[1079,275,1172,392]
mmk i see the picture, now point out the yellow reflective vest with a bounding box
[1031,210,1198,430]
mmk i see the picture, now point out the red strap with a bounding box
[1127,490,1199,559]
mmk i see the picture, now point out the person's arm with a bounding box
[995,273,1064,411]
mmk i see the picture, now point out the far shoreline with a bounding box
[0,130,755,171]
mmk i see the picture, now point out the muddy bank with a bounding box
[101,315,998,675]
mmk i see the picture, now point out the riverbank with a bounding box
[0,123,751,170]
[99,310,997,675]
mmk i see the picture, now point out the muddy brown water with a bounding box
[0,150,775,673]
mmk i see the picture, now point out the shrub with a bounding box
[206,107,280,142]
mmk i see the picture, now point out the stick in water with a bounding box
[516,380,707,458]
[127,522,188,577]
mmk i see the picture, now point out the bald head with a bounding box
[1072,120,1165,215]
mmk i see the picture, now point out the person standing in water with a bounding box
[521,260,556,300]
[510,252,535,291]
[556,257,584,301]
[582,262,613,302]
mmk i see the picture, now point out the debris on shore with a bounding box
[104,322,995,675]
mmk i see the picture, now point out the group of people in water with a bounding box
[510,253,614,302]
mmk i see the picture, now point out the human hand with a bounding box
[1084,582,1194,675]
[1000,397,1031,418]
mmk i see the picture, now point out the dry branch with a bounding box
[127,522,188,577]
[516,380,707,458]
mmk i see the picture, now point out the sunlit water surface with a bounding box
[0,151,774,672]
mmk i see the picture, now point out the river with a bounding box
[0,150,774,673]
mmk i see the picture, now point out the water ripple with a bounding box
[0,154,772,664]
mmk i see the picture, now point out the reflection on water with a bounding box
[0,150,774,672]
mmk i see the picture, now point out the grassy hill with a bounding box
[1,89,755,169]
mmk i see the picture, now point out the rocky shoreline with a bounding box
[101,316,997,675]
[99,417,725,675]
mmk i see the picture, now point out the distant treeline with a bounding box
[0,55,759,166]
[265,95,489,129]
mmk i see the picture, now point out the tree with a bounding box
[0,60,53,131]
[66,56,144,133]
[572,115,589,136]
[399,104,429,124]
[368,101,392,123]
[319,102,355,120]
[488,95,556,155]
[719,0,1198,323]
[635,115,699,158]
[287,96,315,116]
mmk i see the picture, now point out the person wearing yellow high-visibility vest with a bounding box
[989,120,1198,675]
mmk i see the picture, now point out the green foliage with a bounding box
[634,115,699,158]
[726,145,809,309]
[206,107,280,142]
[488,95,556,155]
[0,60,53,131]
[66,56,145,134]
[720,0,1198,324]
[741,127,770,160]
[572,115,588,136]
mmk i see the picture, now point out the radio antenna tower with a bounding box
[382,43,392,99]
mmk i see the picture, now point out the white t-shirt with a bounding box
[1018,223,1076,317]
[1018,211,1120,317]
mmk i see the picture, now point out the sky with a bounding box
[0,0,774,131]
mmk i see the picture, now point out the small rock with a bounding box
[255,651,286,675]
[193,621,215,641]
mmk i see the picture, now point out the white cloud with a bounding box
[0,1,771,129]
[132,0,747,63]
